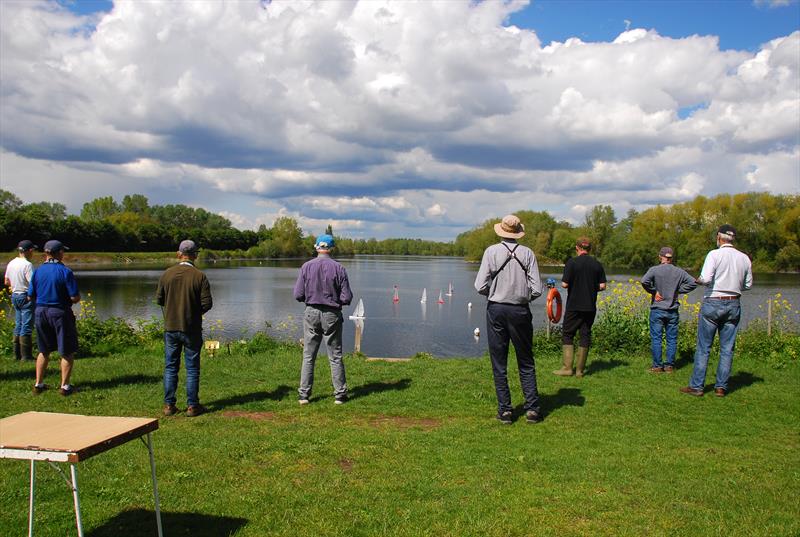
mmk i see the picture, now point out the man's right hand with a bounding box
[654,292,663,302]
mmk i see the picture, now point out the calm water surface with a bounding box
[70,256,799,358]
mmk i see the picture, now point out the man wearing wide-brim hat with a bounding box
[27,240,81,396]
[474,214,544,424]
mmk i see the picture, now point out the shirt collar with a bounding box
[179,261,195,266]
[719,243,734,249]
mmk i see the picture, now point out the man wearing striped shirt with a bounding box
[681,224,753,398]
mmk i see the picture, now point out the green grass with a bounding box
[1,346,798,536]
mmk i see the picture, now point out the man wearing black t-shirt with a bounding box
[553,237,606,378]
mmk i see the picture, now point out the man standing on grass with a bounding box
[156,240,213,417]
[27,240,80,396]
[553,237,606,378]
[681,225,752,398]
[474,214,543,425]
[293,234,352,405]
[5,240,37,361]
[641,247,697,373]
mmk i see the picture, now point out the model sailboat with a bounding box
[392,285,400,303]
[446,282,454,296]
[348,298,365,320]
[420,288,427,303]
[437,290,445,304]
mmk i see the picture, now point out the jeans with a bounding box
[689,299,741,391]
[164,331,202,407]
[12,293,34,336]
[649,308,679,367]
[486,302,540,414]
[299,305,347,400]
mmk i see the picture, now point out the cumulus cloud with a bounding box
[0,0,797,240]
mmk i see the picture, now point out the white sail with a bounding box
[437,290,445,304]
[420,288,427,303]
[446,282,454,296]
[349,298,365,319]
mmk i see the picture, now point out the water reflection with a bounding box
[66,257,800,358]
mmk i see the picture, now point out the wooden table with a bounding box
[0,411,163,537]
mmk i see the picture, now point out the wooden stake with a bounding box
[354,322,362,353]
[767,299,772,337]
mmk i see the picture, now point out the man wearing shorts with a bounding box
[27,240,81,395]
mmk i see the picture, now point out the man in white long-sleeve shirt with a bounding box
[681,224,753,398]
[474,215,543,424]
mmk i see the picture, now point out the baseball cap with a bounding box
[178,239,199,255]
[718,224,736,238]
[43,240,68,253]
[17,240,37,251]
[659,247,673,258]
[314,234,335,250]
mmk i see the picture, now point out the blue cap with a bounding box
[314,234,335,250]
[17,240,37,251]
[178,239,199,254]
[44,240,68,253]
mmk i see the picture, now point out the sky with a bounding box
[0,0,798,241]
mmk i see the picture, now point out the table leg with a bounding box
[69,464,84,537]
[28,460,35,537]
[146,432,164,537]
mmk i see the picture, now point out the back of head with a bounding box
[576,237,591,252]
[717,224,736,244]
[314,234,335,252]
[178,239,199,259]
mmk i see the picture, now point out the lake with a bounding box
[63,256,800,358]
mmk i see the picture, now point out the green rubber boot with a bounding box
[553,345,574,376]
[13,335,21,360]
[20,335,34,361]
[575,346,589,378]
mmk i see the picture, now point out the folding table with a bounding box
[0,411,163,537]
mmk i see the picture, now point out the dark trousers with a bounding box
[486,302,540,413]
[562,310,597,347]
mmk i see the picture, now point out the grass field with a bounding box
[1,344,798,536]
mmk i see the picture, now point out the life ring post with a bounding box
[545,278,563,335]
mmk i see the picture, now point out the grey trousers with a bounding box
[299,305,347,399]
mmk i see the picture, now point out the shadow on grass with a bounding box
[726,371,764,395]
[674,350,695,371]
[87,509,247,537]
[513,387,585,419]
[349,378,412,401]
[80,374,162,391]
[586,358,626,375]
[0,367,37,381]
[205,384,293,412]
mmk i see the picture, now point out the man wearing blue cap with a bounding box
[156,240,213,417]
[4,240,37,360]
[27,240,81,395]
[293,233,353,405]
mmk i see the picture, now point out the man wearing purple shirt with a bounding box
[293,234,353,405]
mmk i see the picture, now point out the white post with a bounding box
[28,460,35,537]
[147,433,164,537]
[767,298,773,337]
[69,464,84,537]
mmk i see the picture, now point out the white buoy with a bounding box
[467,302,472,309]
[473,327,480,337]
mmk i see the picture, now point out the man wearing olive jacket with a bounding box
[156,240,213,417]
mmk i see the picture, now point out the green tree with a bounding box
[81,196,121,221]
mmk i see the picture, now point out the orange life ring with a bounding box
[546,288,562,323]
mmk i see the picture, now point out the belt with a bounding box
[707,296,739,301]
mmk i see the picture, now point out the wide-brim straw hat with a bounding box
[494,214,525,239]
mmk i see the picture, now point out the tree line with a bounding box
[455,192,799,272]
[2,190,796,271]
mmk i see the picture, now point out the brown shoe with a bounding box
[648,366,664,373]
[32,384,47,395]
[663,365,674,373]
[163,404,179,416]
[680,386,704,397]
[59,385,75,396]
[186,404,206,417]
[714,388,726,397]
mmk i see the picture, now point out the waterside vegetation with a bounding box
[2,190,798,271]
